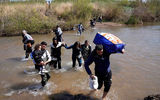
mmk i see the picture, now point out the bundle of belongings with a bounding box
[93,32,125,53]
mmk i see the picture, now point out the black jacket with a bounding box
[32,50,43,64]
[81,44,91,59]
[50,42,64,58]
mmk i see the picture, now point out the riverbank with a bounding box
[1,21,160,37]
[0,0,160,36]
[95,22,124,27]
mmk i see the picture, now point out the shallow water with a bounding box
[0,25,160,100]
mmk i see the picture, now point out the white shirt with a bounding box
[25,34,33,40]
[42,50,51,62]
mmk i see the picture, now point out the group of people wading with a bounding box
[22,21,124,100]
[22,26,92,87]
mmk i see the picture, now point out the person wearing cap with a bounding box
[22,30,34,59]
[84,44,124,100]
[81,40,92,61]
[50,37,65,69]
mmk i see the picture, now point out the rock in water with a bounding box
[144,94,160,100]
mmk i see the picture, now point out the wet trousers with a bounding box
[72,56,82,67]
[96,71,112,92]
[41,73,50,87]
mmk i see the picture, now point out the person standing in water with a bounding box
[84,44,124,100]
[22,30,34,60]
[81,40,92,61]
[31,43,51,87]
[31,44,43,71]
[77,23,84,35]
[98,16,102,23]
[50,37,65,70]
[40,41,51,87]
[90,19,96,28]
[65,41,82,70]
[41,41,51,71]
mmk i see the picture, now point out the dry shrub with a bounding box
[133,6,155,22]
[0,3,58,36]
[96,2,125,22]
[52,2,73,16]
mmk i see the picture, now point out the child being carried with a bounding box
[32,44,48,74]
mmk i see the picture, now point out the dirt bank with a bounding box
[95,22,124,28]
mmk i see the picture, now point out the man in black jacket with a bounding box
[85,44,124,100]
[50,37,65,69]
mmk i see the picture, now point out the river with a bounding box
[0,25,160,100]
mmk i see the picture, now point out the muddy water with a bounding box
[0,25,160,100]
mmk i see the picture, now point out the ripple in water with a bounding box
[72,78,119,100]
[4,78,57,97]
[72,78,90,90]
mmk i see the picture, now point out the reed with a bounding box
[0,0,160,36]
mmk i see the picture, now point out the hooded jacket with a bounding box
[50,42,63,58]
[85,49,111,76]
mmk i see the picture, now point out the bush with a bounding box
[0,3,58,36]
[125,16,141,24]
[146,0,160,21]
[1,0,160,36]
[59,0,92,29]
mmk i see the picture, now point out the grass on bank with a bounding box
[0,0,160,36]
[0,3,58,36]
